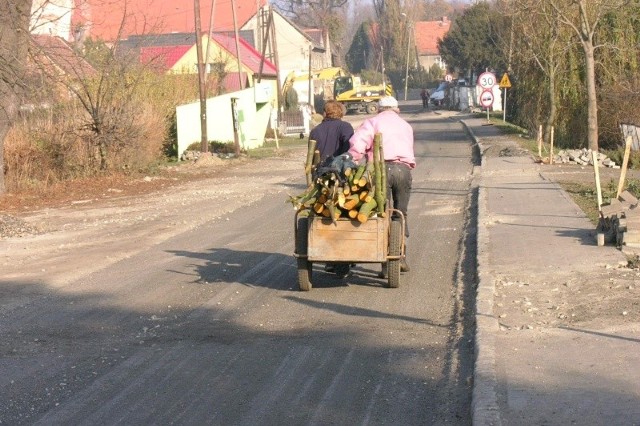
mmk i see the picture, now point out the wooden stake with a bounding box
[537,124,542,158]
[592,150,602,212]
[305,139,317,186]
[616,135,632,198]
[373,134,385,215]
[379,139,387,210]
[549,126,554,165]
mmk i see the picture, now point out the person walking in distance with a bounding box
[348,96,415,272]
[420,88,429,108]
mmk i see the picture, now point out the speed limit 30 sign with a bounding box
[478,72,496,89]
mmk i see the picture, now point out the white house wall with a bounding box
[176,88,272,158]
[242,9,313,88]
[31,0,74,40]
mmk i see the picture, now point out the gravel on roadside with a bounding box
[0,214,42,238]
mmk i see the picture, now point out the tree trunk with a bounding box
[0,0,33,195]
[583,40,598,152]
[544,66,557,146]
[0,125,7,193]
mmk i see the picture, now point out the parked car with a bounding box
[430,82,447,107]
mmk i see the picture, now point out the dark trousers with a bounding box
[386,162,412,237]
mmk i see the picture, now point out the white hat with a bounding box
[379,96,398,108]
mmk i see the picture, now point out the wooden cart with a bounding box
[293,208,406,291]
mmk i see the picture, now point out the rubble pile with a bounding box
[554,148,619,168]
[180,150,226,165]
[600,190,640,249]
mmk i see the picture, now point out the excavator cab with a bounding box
[334,76,354,97]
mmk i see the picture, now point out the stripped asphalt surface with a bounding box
[0,105,477,425]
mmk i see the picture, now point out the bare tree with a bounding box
[0,0,33,195]
[275,0,347,30]
[342,0,375,62]
[508,0,571,145]
[274,0,348,58]
[372,0,422,87]
[26,4,199,172]
[546,0,631,152]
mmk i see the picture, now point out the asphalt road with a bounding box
[1,105,477,425]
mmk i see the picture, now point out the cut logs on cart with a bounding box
[288,135,387,223]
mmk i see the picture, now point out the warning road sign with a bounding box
[499,73,512,88]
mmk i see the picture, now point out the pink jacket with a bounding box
[348,110,416,169]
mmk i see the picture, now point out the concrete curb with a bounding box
[460,120,502,426]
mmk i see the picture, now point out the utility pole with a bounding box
[257,6,273,83]
[255,0,261,56]
[230,0,243,90]
[230,0,243,156]
[204,0,218,90]
[194,0,208,152]
[308,45,313,106]
[381,45,386,90]
[402,13,411,101]
[269,9,281,114]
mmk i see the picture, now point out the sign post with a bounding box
[480,89,494,123]
[499,73,512,122]
[477,72,496,123]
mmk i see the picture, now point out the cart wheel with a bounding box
[296,217,312,291]
[297,258,312,291]
[387,220,402,288]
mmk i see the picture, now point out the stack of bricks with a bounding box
[600,190,640,248]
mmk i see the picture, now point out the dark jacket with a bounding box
[309,118,354,162]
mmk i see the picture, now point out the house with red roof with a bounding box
[31,0,266,43]
[32,1,327,101]
[413,17,451,73]
[69,0,267,43]
[119,32,277,94]
[240,6,332,89]
[354,17,451,77]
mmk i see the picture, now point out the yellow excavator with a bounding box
[333,74,393,114]
[281,67,393,114]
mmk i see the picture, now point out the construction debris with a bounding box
[554,148,620,168]
[599,190,640,250]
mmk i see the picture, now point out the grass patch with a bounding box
[488,117,541,156]
[558,178,640,224]
[247,136,307,159]
[558,182,608,224]
[491,118,529,136]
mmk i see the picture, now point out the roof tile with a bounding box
[414,19,451,55]
[72,0,267,42]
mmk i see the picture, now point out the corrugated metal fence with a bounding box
[620,123,640,151]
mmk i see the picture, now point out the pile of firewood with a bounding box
[288,134,387,224]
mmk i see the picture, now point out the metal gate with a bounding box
[279,110,306,136]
